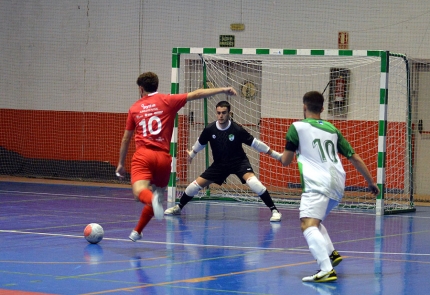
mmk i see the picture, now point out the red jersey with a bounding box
[126,92,188,153]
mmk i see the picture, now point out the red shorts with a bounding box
[131,148,172,187]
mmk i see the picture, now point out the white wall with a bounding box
[0,0,428,114]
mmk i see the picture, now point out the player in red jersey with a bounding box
[116,72,237,242]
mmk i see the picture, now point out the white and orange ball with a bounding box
[84,223,104,244]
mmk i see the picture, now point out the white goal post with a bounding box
[168,47,415,215]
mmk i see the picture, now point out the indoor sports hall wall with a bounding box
[0,0,428,187]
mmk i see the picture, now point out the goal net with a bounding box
[169,48,415,215]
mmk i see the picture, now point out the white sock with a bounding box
[319,223,335,255]
[303,226,332,272]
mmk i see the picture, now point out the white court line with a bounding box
[0,229,302,252]
[1,229,430,257]
[0,189,130,201]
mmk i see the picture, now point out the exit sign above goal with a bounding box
[219,35,235,47]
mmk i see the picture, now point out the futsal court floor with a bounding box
[1,179,430,295]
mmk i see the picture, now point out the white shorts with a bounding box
[299,192,339,221]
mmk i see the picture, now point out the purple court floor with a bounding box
[1,180,430,295]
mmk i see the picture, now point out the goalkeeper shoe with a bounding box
[270,209,282,222]
[129,230,142,242]
[302,269,337,283]
[330,250,343,267]
[164,205,182,215]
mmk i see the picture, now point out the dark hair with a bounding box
[303,91,324,113]
[216,100,231,112]
[136,72,159,93]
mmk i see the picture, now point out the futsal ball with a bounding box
[84,223,104,244]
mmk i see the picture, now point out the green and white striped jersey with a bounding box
[286,118,355,201]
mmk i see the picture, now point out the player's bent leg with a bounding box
[246,175,281,221]
[246,175,266,195]
[164,179,204,215]
[130,205,154,242]
[132,180,152,202]
[129,180,155,240]
[151,185,165,220]
[137,189,152,204]
[303,225,333,272]
[300,195,337,281]
[318,223,342,266]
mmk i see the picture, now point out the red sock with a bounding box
[134,205,154,233]
[138,189,153,204]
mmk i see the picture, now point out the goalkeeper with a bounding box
[164,100,283,222]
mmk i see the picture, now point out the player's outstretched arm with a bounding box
[186,87,237,101]
[280,150,295,167]
[348,153,380,195]
[250,138,282,161]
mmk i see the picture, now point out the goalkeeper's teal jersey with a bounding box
[286,118,355,201]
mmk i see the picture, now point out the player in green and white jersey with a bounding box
[280,91,379,283]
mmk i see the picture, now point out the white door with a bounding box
[415,71,430,195]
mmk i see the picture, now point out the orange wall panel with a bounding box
[0,109,407,190]
[0,109,135,170]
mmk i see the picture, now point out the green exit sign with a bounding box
[219,35,235,47]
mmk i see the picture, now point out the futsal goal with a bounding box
[168,47,415,215]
